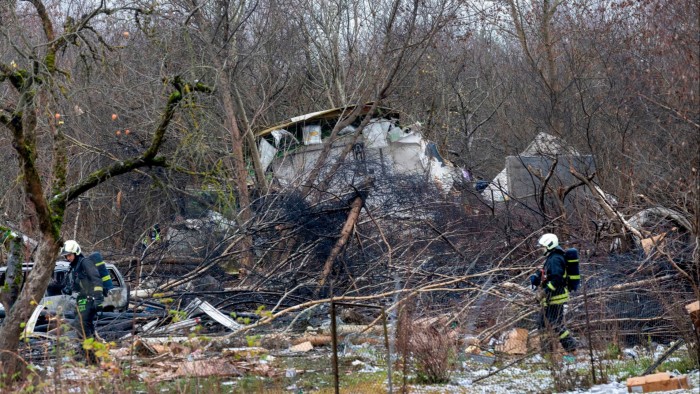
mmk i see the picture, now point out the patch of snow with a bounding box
[351,359,381,373]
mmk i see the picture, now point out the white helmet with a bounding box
[538,233,558,252]
[61,240,81,256]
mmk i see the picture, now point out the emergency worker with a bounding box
[141,224,161,250]
[60,240,104,362]
[530,233,577,360]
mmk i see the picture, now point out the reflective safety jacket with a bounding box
[70,254,104,302]
[541,246,569,306]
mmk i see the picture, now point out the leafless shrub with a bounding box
[396,305,458,386]
[552,365,593,393]
[410,324,458,384]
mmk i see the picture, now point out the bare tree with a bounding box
[0,0,211,379]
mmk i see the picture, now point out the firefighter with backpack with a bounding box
[60,240,111,364]
[530,233,579,360]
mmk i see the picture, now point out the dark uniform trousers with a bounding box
[73,296,99,339]
[539,303,577,353]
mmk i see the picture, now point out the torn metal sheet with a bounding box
[197,300,241,331]
[181,297,241,331]
[291,109,334,123]
[259,138,278,172]
[363,119,390,148]
[394,132,422,144]
[141,318,160,332]
[150,318,201,335]
[481,168,509,202]
[120,317,160,340]
[271,129,298,147]
[429,157,454,193]
[389,135,427,175]
[387,125,405,142]
[183,297,204,318]
[21,304,46,340]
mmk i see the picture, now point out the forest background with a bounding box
[0,0,698,385]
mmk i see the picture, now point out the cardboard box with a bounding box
[685,300,700,314]
[496,328,528,355]
[626,372,690,393]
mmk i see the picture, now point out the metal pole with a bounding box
[135,257,142,289]
[327,301,391,393]
[382,308,393,393]
[331,301,339,394]
[582,279,596,384]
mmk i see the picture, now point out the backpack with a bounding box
[87,251,114,296]
[563,248,581,292]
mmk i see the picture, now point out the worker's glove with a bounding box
[529,274,540,290]
[92,296,104,311]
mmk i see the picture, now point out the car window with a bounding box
[107,267,121,287]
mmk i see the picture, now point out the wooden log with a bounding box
[319,193,365,287]
[292,334,332,346]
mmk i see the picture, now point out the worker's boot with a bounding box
[84,348,98,366]
[562,350,577,364]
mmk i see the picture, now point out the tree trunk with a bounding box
[0,239,61,380]
[0,235,24,313]
[233,86,268,192]
[217,69,254,272]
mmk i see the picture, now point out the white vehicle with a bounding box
[0,260,130,318]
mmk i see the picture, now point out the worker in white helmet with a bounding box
[530,233,578,361]
[60,240,103,363]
